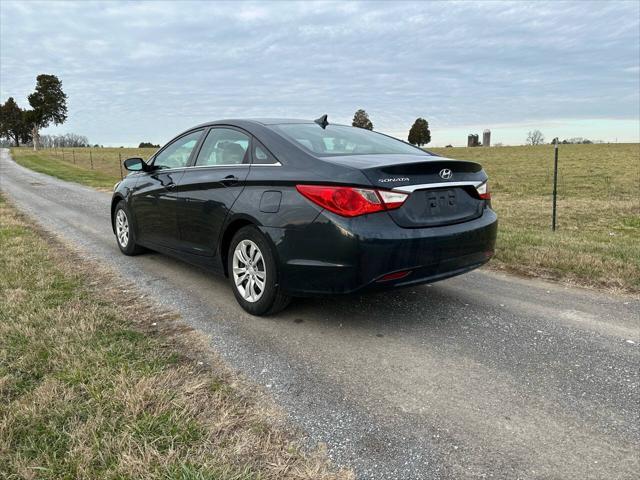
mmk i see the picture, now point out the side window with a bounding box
[195,128,250,166]
[153,130,203,169]
[253,140,279,165]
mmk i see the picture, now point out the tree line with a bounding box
[527,130,601,146]
[555,137,599,145]
[0,74,67,150]
[38,133,90,148]
[351,109,431,146]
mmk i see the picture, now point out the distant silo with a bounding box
[483,129,491,147]
[467,134,480,147]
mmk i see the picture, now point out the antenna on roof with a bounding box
[314,114,329,129]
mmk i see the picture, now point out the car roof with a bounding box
[191,118,314,129]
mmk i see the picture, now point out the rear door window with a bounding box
[195,128,250,166]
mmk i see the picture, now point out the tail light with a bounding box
[296,185,408,217]
[476,181,491,200]
[377,190,409,209]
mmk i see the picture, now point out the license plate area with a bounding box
[426,189,458,216]
[385,186,484,228]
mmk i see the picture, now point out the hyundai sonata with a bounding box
[111,116,497,315]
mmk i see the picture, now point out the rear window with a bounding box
[272,124,431,156]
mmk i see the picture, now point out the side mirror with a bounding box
[123,157,148,172]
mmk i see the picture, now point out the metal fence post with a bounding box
[119,152,123,180]
[90,150,94,170]
[552,139,559,231]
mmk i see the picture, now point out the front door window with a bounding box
[153,130,203,169]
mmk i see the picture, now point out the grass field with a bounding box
[10,147,156,189]
[430,144,640,293]
[0,196,351,479]
[9,143,640,293]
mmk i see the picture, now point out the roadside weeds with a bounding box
[0,195,353,480]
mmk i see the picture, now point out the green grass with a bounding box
[10,147,156,189]
[10,152,122,189]
[430,143,640,292]
[9,143,640,292]
[0,196,351,480]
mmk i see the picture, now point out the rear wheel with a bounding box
[114,201,145,255]
[228,225,290,315]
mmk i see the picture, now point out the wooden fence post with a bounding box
[62,149,65,162]
[89,150,94,170]
[72,149,76,164]
[119,152,123,180]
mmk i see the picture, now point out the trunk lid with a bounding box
[324,154,488,228]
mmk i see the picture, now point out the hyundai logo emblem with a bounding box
[439,168,453,180]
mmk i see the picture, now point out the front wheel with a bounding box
[114,201,145,255]
[228,226,290,316]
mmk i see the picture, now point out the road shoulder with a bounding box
[0,194,352,479]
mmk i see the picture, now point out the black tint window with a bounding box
[153,130,202,169]
[273,124,430,156]
[195,128,250,166]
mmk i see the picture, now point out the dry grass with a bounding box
[430,143,640,293]
[0,196,353,480]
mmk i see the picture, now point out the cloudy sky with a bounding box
[1,0,638,146]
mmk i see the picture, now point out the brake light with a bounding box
[296,185,408,217]
[476,181,491,200]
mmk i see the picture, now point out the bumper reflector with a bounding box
[377,270,413,282]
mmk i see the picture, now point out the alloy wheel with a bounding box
[232,239,266,303]
[115,209,129,248]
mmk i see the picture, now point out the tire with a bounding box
[114,201,145,256]
[228,225,291,316]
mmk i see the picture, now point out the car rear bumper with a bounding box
[261,208,498,296]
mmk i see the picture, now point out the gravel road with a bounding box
[1,148,638,479]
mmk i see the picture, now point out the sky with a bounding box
[1,0,639,147]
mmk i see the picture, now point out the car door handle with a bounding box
[221,175,239,186]
[166,182,177,190]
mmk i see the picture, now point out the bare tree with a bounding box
[39,133,89,148]
[526,130,545,146]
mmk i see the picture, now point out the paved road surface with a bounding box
[1,149,638,479]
